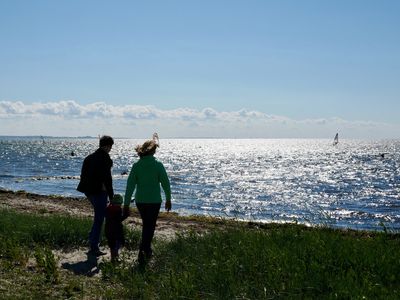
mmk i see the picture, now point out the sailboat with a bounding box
[333,133,339,146]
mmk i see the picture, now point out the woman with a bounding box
[124,139,171,263]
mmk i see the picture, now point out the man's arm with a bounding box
[104,157,114,200]
[77,157,89,193]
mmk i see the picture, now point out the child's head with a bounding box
[111,194,123,206]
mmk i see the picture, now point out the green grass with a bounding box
[101,226,400,299]
[0,209,91,249]
[0,208,141,250]
[1,208,399,299]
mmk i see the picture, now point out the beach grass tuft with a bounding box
[34,246,60,283]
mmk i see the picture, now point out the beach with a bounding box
[2,1,400,296]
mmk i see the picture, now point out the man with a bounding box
[77,135,114,256]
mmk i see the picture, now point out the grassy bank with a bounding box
[0,208,399,299]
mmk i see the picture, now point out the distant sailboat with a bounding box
[152,132,159,146]
[333,133,339,146]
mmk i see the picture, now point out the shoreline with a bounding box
[0,189,222,240]
[1,188,395,237]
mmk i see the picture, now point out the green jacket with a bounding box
[124,155,171,206]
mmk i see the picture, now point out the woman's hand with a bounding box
[165,199,172,212]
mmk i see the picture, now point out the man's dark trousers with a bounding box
[88,191,108,251]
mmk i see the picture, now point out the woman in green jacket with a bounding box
[124,139,171,263]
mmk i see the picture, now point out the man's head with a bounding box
[99,135,114,153]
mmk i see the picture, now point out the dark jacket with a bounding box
[77,148,114,200]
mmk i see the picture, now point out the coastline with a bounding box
[0,189,214,240]
[1,188,393,237]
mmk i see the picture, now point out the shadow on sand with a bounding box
[62,253,99,277]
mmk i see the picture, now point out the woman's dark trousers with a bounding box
[136,202,161,258]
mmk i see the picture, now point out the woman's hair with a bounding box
[135,140,159,157]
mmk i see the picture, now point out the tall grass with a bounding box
[102,226,400,299]
[1,208,399,299]
[34,247,60,283]
[0,208,141,298]
[0,208,141,250]
[0,209,92,249]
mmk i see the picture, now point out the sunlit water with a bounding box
[1,137,399,231]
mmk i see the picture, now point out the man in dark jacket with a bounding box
[77,135,114,256]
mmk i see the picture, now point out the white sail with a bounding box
[333,133,339,145]
[152,132,159,146]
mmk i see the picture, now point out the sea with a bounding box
[1,137,399,231]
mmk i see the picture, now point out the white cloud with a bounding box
[0,101,276,121]
[0,100,398,138]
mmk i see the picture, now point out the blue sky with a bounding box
[0,1,399,138]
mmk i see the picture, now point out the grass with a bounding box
[0,208,399,299]
[0,209,91,249]
[0,209,140,299]
[101,226,400,299]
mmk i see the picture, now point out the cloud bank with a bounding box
[0,100,398,138]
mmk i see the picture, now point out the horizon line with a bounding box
[0,135,397,141]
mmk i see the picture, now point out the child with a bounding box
[105,194,128,262]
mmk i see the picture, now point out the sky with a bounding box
[0,0,399,138]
